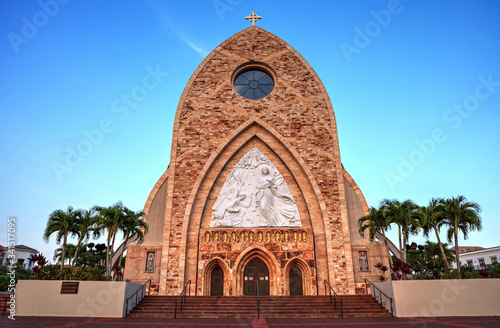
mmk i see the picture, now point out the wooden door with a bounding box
[210,266,224,296]
[289,265,303,295]
[243,258,269,295]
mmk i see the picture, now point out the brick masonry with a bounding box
[124,26,390,296]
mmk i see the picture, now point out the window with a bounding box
[234,68,274,99]
[359,251,369,271]
[478,258,486,269]
[491,256,498,265]
[467,260,473,267]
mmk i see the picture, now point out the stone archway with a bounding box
[284,257,312,295]
[202,258,230,296]
[234,246,279,296]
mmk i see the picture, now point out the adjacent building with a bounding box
[452,246,500,270]
[0,244,39,270]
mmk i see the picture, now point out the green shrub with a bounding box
[490,264,500,278]
[0,264,33,291]
[442,269,461,279]
[40,265,107,281]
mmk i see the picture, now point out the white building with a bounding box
[452,246,500,270]
[0,244,39,270]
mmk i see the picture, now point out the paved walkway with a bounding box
[1,316,500,328]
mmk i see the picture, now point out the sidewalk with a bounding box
[1,316,500,327]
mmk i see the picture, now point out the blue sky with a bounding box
[1,0,499,262]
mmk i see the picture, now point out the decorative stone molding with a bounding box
[203,229,308,244]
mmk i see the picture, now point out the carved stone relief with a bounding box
[211,147,301,228]
[145,252,155,272]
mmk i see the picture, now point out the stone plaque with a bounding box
[61,281,79,294]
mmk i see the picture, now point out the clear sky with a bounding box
[1,0,499,262]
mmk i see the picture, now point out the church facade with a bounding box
[124,23,390,296]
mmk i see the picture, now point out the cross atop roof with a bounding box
[245,11,261,26]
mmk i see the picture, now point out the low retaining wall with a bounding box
[16,280,142,317]
[374,279,500,317]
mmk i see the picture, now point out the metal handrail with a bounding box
[256,278,260,319]
[323,280,343,318]
[364,278,393,317]
[174,280,191,319]
[2,296,9,316]
[125,279,151,315]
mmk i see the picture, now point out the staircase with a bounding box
[128,295,392,318]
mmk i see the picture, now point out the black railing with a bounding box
[174,280,191,319]
[2,296,9,316]
[256,278,260,319]
[125,279,151,315]
[323,280,343,319]
[465,264,496,271]
[364,278,393,316]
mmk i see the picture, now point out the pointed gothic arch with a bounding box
[284,257,312,295]
[180,121,332,295]
[202,258,230,296]
[234,246,279,296]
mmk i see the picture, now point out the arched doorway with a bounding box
[243,257,269,295]
[289,265,303,295]
[210,266,224,296]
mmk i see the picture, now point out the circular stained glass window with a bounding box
[234,68,274,100]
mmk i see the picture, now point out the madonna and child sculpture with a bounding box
[211,147,301,228]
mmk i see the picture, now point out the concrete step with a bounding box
[127,295,392,318]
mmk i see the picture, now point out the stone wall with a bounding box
[375,279,500,317]
[16,280,142,318]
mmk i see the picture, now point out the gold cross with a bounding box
[245,11,261,26]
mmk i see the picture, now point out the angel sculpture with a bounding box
[255,166,300,227]
[211,188,253,227]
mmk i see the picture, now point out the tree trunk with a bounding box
[402,233,407,280]
[105,232,111,277]
[382,230,393,268]
[72,236,83,266]
[402,231,407,263]
[435,228,450,269]
[61,233,67,269]
[118,234,130,267]
[398,224,402,260]
[109,231,117,276]
[454,224,460,276]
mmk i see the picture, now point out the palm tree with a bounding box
[440,195,482,275]
[70,208,99,266]
[358,206,393,267]
[94,202,127,276]
[43,206,78,268]
[53,243,77,265]
[419,198,450,268]
[423,240,454,264]
[381,199,420,262]
[117,208,148,266]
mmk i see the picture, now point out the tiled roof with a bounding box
[14,244,39,252]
